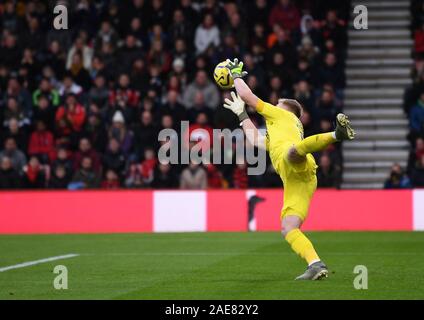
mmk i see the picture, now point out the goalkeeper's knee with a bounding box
[287,146,306,163]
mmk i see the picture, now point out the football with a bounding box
[213,61,234,89]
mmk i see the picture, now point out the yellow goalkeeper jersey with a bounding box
[256,98,317,182]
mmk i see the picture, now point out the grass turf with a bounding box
[0,232,423,300]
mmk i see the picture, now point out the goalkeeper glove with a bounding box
[226,58,248,79]
[223,91,249,122]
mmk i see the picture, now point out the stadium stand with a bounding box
[345,0,412,189]
[0,0,350,190]
[398,0,424,188]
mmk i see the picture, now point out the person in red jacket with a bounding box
[269,0,300,32]
[101,169,121,189]
[139,147,157,186]
[205,163,224,189]
[415,24,424,53]
[108,73,140,107]
[185,112,214,154]
[28,120,54,163]
[233,161,248,189]
[55,93,86,134]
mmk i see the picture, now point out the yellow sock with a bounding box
[295,132,337,157]
[285,228,320,265]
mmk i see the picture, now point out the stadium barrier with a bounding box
[0,190,423,234]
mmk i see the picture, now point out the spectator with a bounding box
[32,77,60,107]
[89,74,109,109]
[222,12,248,50]
[147,40,172,74]
[0,137,26,172]
[52,147,73,179]
[194,14,220,55]
[94,20,119,53]
[108,111,134,156]
[109,73,140,108]
[102,138,126,177]
[73,138,102,173]
[293,15,322,47]
[49,165,70,189]
[316,154,340,188]
[408,137,424,174]
[384,164,412,189]
[320,9,347,49]
[414,23,424,54]
[269,0,300,32]
[317,53,345,90]
[297,36,320,64]
[294,80,315,114]
[28,120,54,163]
[316,89,340,121]
[58,73,83,98]
[180,160,207,189]
[247,0,270,28]
[162,90,187,123]
[117,34,144,73]
[66,37,93,71]
[67,52,92,90]
[152,163,178,189]
[169,8,193,44]
[183,70,220,109]
[3,96,31,128]
[0,33,21,70]
[409,92,424,138]
[32,95,56,131]
[1,117,28,151]
[412,155,424,187]
[23,156,48,189]
[70,156,101,189]
[125,161,144,189]
[0,156,21,189]
[101,169,121,189]
[139,147,158,186]
[55,94,86,134]
[205,163,224,188]
[233,161,248,189]
[300,110,316,138]
[83,112,108,153]
[186,113,214,153]
[4,76,32,119]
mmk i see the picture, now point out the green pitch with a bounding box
[0,232,423,300]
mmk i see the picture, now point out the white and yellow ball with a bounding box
[213,61,234,90]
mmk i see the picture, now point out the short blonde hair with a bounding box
[279,98,303,118]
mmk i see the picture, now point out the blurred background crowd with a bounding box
[386,0,424,189]
[0,0,349,190]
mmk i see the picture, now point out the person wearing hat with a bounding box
[109,110,134,156]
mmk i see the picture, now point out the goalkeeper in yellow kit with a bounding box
[223,59,355,280]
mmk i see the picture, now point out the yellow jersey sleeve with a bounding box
[256,99,289,121]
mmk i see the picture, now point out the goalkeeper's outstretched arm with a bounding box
[223,92,266,150]
[234,78,259,109]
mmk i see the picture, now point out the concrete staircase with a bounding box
[342,0,412,189]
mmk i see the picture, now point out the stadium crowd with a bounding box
[0,0,349,190]
[391,0,424,189]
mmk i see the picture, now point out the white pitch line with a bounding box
[0,254,79,272]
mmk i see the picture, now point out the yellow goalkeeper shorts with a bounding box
[273,144,318,221]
